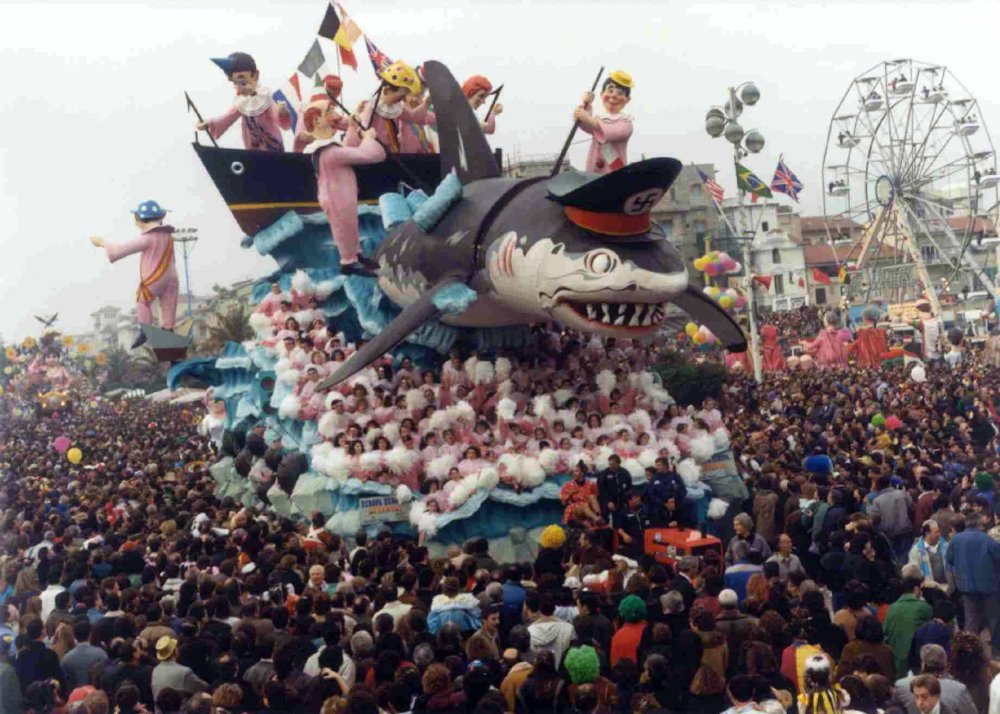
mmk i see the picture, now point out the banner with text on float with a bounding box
[359,495,406,525]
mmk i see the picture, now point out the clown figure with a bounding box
[302,90,386,277]
[349,61,431,154]
[90,200,180,348]
[573,70,634,174]
[198,52,291,152]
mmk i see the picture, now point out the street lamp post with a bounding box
[705,81,765,382]
[174,228,200,319]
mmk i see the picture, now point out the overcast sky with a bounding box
[1,0,998,340]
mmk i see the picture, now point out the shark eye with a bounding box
[585,250,618,274]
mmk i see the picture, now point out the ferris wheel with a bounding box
[821,59,999,313]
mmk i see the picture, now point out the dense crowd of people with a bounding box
[2,304,1000,714]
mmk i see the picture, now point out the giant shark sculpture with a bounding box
[317,61,746,391]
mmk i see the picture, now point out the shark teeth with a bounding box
[565,302,666,329]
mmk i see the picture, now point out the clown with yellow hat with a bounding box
[350,60,432,154]
[573,69,634,174]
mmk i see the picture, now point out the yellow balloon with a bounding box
[66,448,82,465]
[720,296,734,309]
[685,322,699,337]
[693,258,707,271]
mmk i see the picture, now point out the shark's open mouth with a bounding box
[563,301,666,329]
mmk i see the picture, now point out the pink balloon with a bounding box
[734,297,747,309]
[885,415,903,431]
[705,263,721,277]
[53,436,71,454]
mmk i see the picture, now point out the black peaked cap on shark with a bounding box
[547,158,683,237]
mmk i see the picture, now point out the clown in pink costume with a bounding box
[198,52,291,152]
[348,61,431,154]
[574,70,634,174]
[90,200,179,348]
[301,97,386,278]
[802,316,849,369]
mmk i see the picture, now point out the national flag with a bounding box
[696,167,725,204]
[752,275,773,291]
[735,163,773,203]
[838,265,850,284]
[273,74,304,131]
[336,3,363,43]
[298,40,326,77]
[364,36,392,75]
[770,156,804,202]
[318,2,358,70]
[812,267,832,286]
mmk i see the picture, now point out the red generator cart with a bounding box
[644,527,723,568]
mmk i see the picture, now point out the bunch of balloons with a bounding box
[702,285,748,310]
[684,322,720,351]
[693,250,741,277]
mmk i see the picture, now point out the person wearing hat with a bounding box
[349,60,431,154]
[298,78,385,278]
[572,70,634,174]
[197,52,291,152]
[89,200,180,348]
[151,635,207,701]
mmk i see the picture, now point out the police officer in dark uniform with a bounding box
[645,457,688,527]
[614,490,651,559]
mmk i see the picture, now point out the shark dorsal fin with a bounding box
[422,61,501,183]
[547,158,683,236]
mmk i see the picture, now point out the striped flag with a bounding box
[273,75,303,134]
[317,1,358,70]
[696,167,725,204]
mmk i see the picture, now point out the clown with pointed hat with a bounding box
[196,52,292,152]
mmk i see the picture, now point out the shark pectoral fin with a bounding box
[672,286,749,352]
[316,279,473,392]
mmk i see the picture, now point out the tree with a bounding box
[651,350,728,407]
[199,303,253,355]
[98,346,163,390]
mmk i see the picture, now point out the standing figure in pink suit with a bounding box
[573,70,634,174]
[802,314,849,369]
[300,91,385,277]
[89,200,179,349]
[760,324,786,371]
[197,52,291,152]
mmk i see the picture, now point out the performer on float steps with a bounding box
[573,70,634,174]
[89,201,180,348]
[349,61,431,153]
[462,75,503,135]
[197,52,291,152]
[301,89,386,278]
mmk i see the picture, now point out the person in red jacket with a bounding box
[610,595,649,666]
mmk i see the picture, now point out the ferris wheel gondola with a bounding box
[821,59,1000,314]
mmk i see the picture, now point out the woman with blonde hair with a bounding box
[14,567,39,597]
[50,622,75,661]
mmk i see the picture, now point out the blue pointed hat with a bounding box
[210,56,236,75]
[210,52,257,77]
